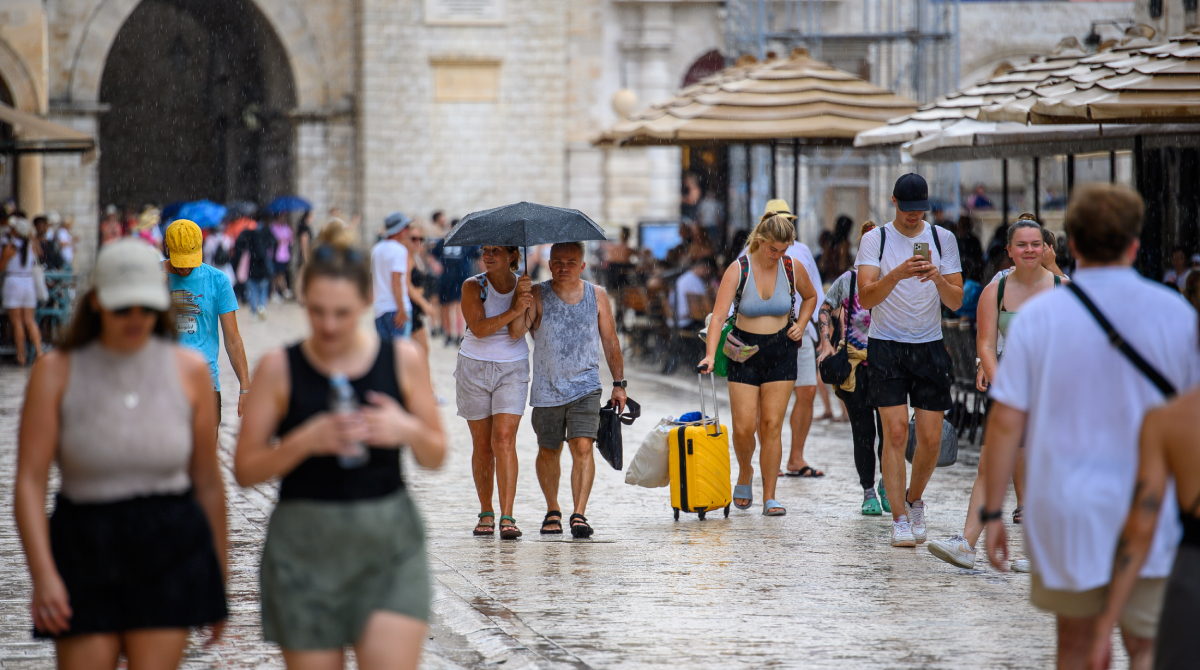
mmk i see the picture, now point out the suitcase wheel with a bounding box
[724,504,730,518]
[698,510,706,520]
[673,508,679,521]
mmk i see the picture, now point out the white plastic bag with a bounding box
[625,417,674,488]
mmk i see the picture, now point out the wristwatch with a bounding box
[978,506,1003,523]
[612,380,627,388]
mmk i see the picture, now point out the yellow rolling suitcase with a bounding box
[669,368,732,520]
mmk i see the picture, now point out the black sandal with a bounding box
[473,512,495,536]
[1012,506,1023,525]
[540,510,563,535]
[569,513,594,538]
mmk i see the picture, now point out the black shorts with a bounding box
[726,327,799,387]
[36,491,227,638]
[866,339,953,411]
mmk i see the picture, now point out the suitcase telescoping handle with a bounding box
[693,365,721,437]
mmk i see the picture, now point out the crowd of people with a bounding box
[10,173,1200,670]
[0,207,77,365]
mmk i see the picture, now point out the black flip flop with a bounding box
[783,466,825,478]
[540,510,563,535]
[569,513,594,538]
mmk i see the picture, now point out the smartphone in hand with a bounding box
[913,242,931,263]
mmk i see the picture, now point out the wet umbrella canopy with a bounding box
[174,199,227,229]
[266,195,312,215]
[443,201,606,249]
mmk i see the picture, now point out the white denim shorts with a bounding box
[454,354,530,421]
[795,336,817,387]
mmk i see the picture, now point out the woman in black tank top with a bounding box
[235,239,446,668]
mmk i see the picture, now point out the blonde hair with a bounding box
[860,220,877,239]
[746,214,796,253]
[318,218,355,247]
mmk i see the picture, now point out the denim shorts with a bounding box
[375,310,413,341]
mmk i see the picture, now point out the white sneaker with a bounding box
[1011,559,1031,573]
[906,500,928,543]
[928,534,976,569]
[891,516,916,547]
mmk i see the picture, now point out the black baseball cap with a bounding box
[893,173,930,212]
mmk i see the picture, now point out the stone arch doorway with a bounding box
[98,0,297,208]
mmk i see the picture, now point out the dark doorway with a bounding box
[0,78,16,205]
[99,0,296,208]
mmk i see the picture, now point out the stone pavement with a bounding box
[0,301,1136,669]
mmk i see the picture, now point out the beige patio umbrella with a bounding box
[0,100,96,161]
[595,48,918,147]
[978,28,1200,124]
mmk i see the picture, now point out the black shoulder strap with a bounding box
[782,257,797,325]
[997,274,1007,312]
[930,224,944,257]
[730,256,750,321]
[878,227,886,261]
[1066,282,1176,397]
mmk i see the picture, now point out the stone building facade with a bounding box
[0,0,1161,275]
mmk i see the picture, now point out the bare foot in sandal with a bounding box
[473,512,495,536]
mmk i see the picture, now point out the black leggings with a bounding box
[835,364,884,490]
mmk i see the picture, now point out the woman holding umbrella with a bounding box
[456,245,532,539]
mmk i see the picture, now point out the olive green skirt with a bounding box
[260,489,431,650]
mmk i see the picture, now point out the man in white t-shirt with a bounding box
[371,211,412,340]
[855,173,963,548]
[982,183,1200,669]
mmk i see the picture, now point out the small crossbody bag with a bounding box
[720,256,797,363]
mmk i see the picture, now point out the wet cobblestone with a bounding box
[0,302,1135,669]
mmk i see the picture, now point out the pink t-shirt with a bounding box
[270,222,293,264]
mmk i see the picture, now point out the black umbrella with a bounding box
[442,202,607,273]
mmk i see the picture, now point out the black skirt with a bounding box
[35,490,227,638]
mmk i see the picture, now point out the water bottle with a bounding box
[329,373,369,469]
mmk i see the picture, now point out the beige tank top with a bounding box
[58,337,194,503]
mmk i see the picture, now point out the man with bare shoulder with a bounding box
[510,242,627,538]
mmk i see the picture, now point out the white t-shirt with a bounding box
[673,269,708,327]
[736,242,823,340]
[854,221,961,343]
[990,267,1200,591]
[56,227,74,264]
[371,239,410,317]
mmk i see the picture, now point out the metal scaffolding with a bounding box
[724,0,964,237]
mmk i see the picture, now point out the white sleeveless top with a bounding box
[459,273,530,363]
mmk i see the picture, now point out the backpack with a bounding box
[211,241,231,266]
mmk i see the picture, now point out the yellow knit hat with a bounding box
[165,219,204,268]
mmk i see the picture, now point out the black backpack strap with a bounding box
[730,256,750,321]
[930,224,944,258]
[782,257,797,326]
[1066,282,1176,397]
[997,274,1007,312]
[878,227,886,261]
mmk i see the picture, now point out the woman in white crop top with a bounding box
[14,240,226,668]
[455,245,533,539]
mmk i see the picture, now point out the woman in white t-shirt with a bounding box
[928,219,1062,571]
[2,218,43,365]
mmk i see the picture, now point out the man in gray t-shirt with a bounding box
[510,242,627,539]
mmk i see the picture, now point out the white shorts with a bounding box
[454,354,530,421]
[795,336,817,387]
[2,276,36,309]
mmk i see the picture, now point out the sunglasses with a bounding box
[409,236,425,243]
[111,305,163,317]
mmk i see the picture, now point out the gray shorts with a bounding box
[454,355,530,421]
[531,389,602,450]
